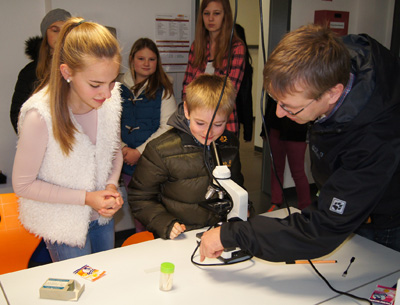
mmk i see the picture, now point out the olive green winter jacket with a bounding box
[128,104,244,239]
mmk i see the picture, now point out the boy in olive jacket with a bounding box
[128,74,244,239]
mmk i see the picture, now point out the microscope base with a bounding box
[218,247,252,264]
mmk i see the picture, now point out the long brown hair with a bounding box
[128,38,173,100]
[193,0,241,69]
[45,17,121,155]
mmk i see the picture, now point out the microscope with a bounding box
[205,165,248,222]
[197,143,252,263]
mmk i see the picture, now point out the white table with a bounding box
[1,209,399,305]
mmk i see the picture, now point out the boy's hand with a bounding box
[170,222,186,239]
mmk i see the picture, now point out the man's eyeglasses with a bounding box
[267,93,317,116]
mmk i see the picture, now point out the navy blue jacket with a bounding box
[120,84,162,176]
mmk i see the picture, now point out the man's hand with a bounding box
[199,226,224,261]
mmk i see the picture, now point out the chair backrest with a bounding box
[122,231,154,247]
[0,193,41,274]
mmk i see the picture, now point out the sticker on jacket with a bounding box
[329,197,346,214]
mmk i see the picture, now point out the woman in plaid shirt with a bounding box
[182,0,245,134]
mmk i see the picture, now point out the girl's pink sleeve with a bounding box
[12,109,86,205]
[106,146,123,188]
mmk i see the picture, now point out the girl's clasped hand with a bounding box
[85,185,124,218]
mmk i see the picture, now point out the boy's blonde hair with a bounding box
[185,74,236,117]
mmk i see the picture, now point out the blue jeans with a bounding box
[45,219,115,262]
[355,224,400,252]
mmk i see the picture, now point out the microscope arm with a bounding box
[213,165,248,221]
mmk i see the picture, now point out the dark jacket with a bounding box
[220,34,400,262]
[236,58,253,141]
[235,24,253,142]
[128,103,244,239]
[10,36,42,133]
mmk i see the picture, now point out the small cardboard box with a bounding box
[40,278,84,301]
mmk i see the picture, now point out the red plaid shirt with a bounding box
[182,40,246,133]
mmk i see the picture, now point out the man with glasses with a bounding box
[199,24,400,262]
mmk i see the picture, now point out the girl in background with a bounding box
[12,18,124,262]
[119,38,177,232]
[182,0,245,135]
[10,8,71,133]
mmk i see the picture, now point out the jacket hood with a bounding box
[313,34,400,134]
[121,69,135,88]
[167,102,191,135]
[25,36,42,61]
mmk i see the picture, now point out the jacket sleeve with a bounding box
[10,63,37,133]
[236,58,253,142]
[225,41,246,96]
[128,141,178,239]
[220,134,399,262]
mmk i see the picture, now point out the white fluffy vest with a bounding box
[18,83,122,247]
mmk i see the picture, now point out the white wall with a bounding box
[51,0,194,69]
[0,0,46,193]
[291,0,395,47]
[230,0,260,46]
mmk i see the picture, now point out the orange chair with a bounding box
[0,193,41,275]
[122,230,154,247]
